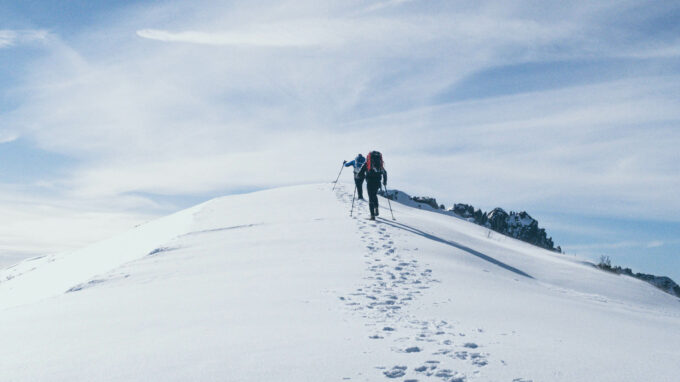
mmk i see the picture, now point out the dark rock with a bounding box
[388,190,559,252]
[411,196,439,209]
[486,208,509,232]
[452,203,475,218]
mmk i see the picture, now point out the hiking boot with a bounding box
[369,215,376,220]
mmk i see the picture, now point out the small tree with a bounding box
[598,255,612,270]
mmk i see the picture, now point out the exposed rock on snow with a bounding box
[383,189,559,252]
[411,196,441,210]
[598,259,680,298]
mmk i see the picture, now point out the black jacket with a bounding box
[358,163,387,187]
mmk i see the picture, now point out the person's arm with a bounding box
[344,160,355,167]
[357,163,367,178]
[382,169,388,186]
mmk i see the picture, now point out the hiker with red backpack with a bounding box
[357,151,388,220]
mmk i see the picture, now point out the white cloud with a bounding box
[567,241,652,251]
[136,25,341,47]
[647,241,664,248]
[362,0,416,13]
[0,132,18,144]
[0,30,16,48]
[567,239,674,252]
[0,29,48,48]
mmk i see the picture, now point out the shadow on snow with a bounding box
[377,218,534,279]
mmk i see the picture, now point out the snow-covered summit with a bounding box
[1,184,679,381]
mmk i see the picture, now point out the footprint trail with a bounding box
[334,185,496,381]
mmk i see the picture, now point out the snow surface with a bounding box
[1,184,679,381]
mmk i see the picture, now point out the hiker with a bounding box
[357,151,387,220]
[343,154,366,200]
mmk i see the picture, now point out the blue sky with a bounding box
[0,0,679,280]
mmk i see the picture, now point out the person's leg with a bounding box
[355,177,364,199]
[374,188,379,216]
[367,183,379,217]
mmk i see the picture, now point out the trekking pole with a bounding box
[382,185,395,220]
[332,162,345,191]
[350,185,357,217]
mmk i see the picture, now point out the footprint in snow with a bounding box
[383,366,407,378]
[339,188,495,381]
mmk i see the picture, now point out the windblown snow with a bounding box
[1,184,679,381]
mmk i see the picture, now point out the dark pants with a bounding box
[367,182,380,217]
[354,176,364,199]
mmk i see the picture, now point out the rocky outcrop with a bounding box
[382,190,559,252]
[451,205,558,252]
[636,274,680,297]
[411,196,441,210]
[598,259,680,298]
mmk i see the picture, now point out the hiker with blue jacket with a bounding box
[343,154,366,200]
[357,151,387,220]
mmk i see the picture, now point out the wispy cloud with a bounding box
[567,239,675,252]
[362,0,416,13]
[0,132,18,144]
[0,29,48,48]
[647,241,664,248]
[136,26,340,47]
[568,241,654,251]
[0,30,15,48]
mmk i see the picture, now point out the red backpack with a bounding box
[366,151,383,171]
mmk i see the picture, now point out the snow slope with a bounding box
[1,184,679,381]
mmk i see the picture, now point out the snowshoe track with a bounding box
[334,185,504,381]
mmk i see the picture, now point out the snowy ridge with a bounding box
[597,260,680,298]
[0,184,679,381]
[383,188,680,299]
[382,189,558,251]
[0,201,206,309]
